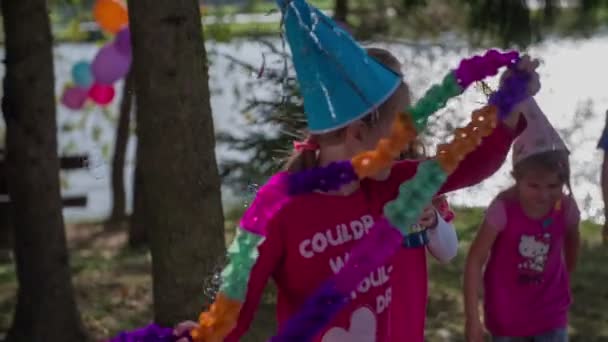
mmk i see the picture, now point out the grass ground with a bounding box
[0,208,606,341]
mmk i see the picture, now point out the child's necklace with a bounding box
[541,199,562,229]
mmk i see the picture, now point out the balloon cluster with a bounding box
[61,0,131,110]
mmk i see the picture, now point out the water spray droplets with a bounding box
[243,183,260,208]
[202,260,225,300]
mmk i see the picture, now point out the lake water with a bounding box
[1,33,607,223]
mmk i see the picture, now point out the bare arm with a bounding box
[564,223,580,274]
[427,212,458,263]
[464,220,499,341]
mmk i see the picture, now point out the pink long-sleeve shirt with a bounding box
[226,119,525,342]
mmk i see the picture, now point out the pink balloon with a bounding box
[61,86,89,110]
[89,83,115,105]
[92,41,131,84]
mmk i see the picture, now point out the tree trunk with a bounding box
[543,0,556,25]
[129,136,148,247]
[0,204,14,263]
[108,71,135,225]
[127,0,226,325]
[1,0,86,341]
[0,155,14,262]
[333,0,349,23]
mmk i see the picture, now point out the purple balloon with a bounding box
[115,27,131,55]
[61,86,89,110]
[92,42,132,85]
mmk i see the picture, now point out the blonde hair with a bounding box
[284,48,409,173]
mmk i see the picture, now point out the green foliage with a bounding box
[215,40,307,190]
[205,0,333,15]
[205,22,280,42]
[24,0,608,45]
[349,0,608,47]
[458,0,608,48]
[463,0,536,48]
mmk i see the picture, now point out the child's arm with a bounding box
[464,220,499,342]
[179,224,283,342]
[438,112,526,195]
[224,219,285,341]
[464,200,504,342]
[390,114,526,193]
[182,173,287,342]
[427,196,458,263]
[563,196,581,274]
[564,224,580,274]
[440,55,540,194]
[427,212,458,263]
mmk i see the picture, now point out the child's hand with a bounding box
[432,195,455,222]
[174,320,198,342]
[418,205,438,229]
[500,54,541,96]
[465,318,486,342]
[500,55,541,130]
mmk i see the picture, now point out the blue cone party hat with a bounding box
[276,0,402,134]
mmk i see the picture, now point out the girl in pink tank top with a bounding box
[463,99,581,342]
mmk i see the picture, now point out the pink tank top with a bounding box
[483,197,572,337]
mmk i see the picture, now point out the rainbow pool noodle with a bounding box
[106,49,529,342]
[286,49,520,195]
[273,52,530,339]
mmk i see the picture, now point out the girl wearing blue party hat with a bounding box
[173,0,541,341]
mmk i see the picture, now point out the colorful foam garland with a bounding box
[269,67,529,342]
[270,106,501,342]
[185,51,529,342]
[107,50,530,342]
[287,49,520,196]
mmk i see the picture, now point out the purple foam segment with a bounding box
[287,160,358,195]
[269,280,350,342]
[489,70,531,120]
[333,217,402,293]
[455,50,520,89]
[108,323,192,342]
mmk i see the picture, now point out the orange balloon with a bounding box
[94,0,128,34]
